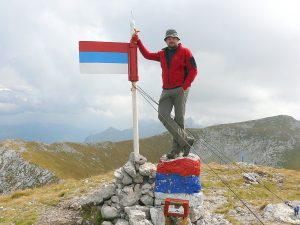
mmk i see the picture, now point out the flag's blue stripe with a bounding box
[155,173,202,194]
[79,52,128,64]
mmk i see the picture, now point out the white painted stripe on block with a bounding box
[80,63,128,74]
[154,191,203,208]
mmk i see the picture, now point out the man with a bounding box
[132,29,198,159]
[295,205,299,216]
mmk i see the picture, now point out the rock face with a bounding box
[242,172,259,184]
[0,140,57,194]
[263,201,300,224]
[79,153,205,224]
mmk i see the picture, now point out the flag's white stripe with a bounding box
[80,63,128,74]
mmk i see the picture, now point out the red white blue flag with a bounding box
[79,41,129,74]
[155,157,202,194]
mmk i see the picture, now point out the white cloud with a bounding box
[0,0,300,140]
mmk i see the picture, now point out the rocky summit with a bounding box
[1,154,299,224]
[52,153,207,225]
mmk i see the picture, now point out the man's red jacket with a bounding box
[137,39,198,90]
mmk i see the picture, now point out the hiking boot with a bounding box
[166,148,180,159]
[166,152,177,159]
[182,138,195,157]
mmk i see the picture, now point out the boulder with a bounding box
[115,219,129,225]
[139,162,156,177]
[114,168,124,180]
[122,172,133,185]
[102,221,113,225]
[80,183,116,206]
[133,174,144,184]
[150,207,165,225]
[140,195,154,206]
[263,201,300,224]
[101,205,119,220]
[120,192,140,207]
[128,209,150,225]
[141,183,152,194]
[129,152,147,165]
[242,173,258,183]
[123,161,137,178]
[111,196,119,204]
[125,205,151,219]
[122,186,134,194]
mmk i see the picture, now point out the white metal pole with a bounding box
[130,11,139,157]
[131,82,139,157]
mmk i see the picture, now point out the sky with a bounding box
[0,0,300,142]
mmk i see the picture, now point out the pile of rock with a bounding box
[79,152,205,225]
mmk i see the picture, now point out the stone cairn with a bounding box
[79,152,204,225]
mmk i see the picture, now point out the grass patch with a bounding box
[20,135,170,180]
[0,172,113,225]
[10,190,33,199]
[201,163,300,223]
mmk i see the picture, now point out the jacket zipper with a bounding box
[165,47,178,87]
[164,50,170,86]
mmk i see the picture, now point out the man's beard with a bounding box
[168,43,178,49]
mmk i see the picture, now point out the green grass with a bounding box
[0,172,113,225]
[20,134,170,180]
[201,163,300,224]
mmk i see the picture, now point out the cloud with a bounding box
[0,0,300,141]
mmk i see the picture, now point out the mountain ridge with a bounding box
[0,114,299,196]
[84,117,201,143]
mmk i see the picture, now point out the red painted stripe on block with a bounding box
[79,41,129,53]
[157,158,200,176]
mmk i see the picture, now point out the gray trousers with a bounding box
[158,87,190,152]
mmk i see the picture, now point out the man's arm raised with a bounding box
[132,31,160,62]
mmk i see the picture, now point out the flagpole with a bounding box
[131,81,139,157]
[130,11,139,157]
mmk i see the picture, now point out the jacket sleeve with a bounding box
[182,48,198,90]
[137,39,160,62]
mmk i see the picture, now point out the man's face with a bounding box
[165,37,179,49]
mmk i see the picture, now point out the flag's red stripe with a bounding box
[157,158,201,176]
[79,41,129,53]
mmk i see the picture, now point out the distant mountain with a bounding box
[84,117,201,143]
[1,115,299,194]
[193,115,300,170]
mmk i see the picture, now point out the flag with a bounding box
[155,157,202,194]
[79,41,129,74]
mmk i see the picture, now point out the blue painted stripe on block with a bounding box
[155,173,202,194]
[79,52,128,64]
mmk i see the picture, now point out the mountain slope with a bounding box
[1,115,299,195]
[1,134,170,181]
[193,115,300,170]
[0,140,57,194]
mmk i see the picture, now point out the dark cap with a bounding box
[164,29,180,41]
